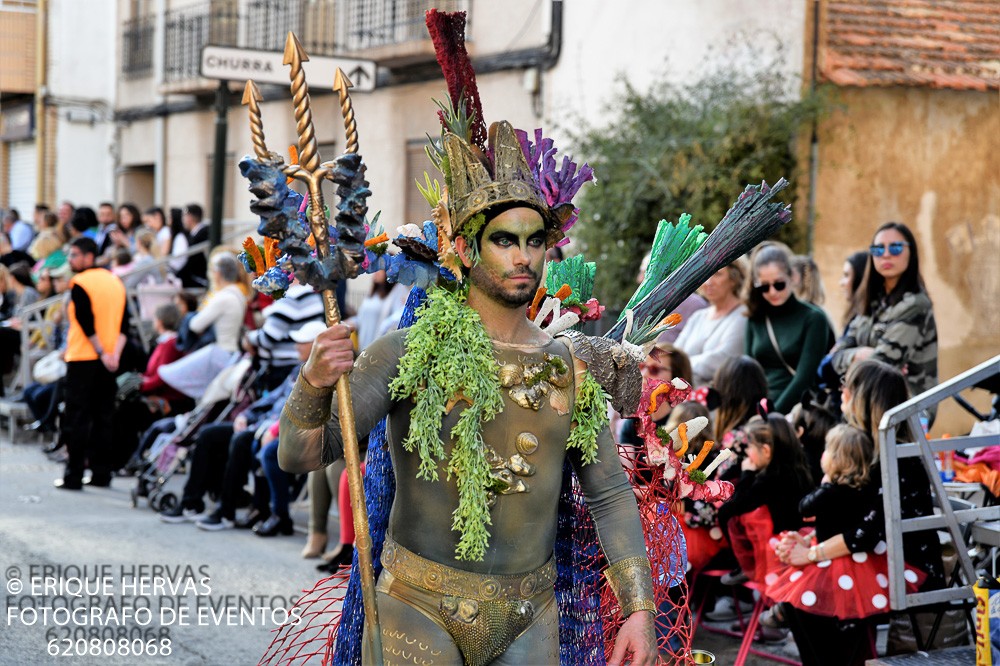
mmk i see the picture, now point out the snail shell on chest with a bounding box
[515,432,539,456]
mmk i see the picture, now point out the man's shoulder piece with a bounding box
[555,329,641,416]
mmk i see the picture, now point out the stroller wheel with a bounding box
[149,491,162,512]
[158,492,178,512]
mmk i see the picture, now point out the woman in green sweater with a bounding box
[744,245,835,413]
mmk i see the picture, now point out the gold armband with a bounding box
[282,369,333,429]
[604,556,656,617]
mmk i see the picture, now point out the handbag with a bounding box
[32,350,67,384]
[764,316,797,377]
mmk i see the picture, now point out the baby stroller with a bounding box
[130,356,257,511]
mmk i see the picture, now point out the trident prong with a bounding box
[333,67,358,155]
[241,80,275,162]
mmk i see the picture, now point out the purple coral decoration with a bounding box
[516,129,595,246]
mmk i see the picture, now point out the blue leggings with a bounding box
[258,438,293,519]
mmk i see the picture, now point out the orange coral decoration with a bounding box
[264,237,280,267]
[686,440,715,472]
[528,286,547,321]
[364,233,389,248]
[675,422,690,458]
[554,283,572,301]
[663,312,683,328]
[286,145,299,185]
[242,237,266,276]
[648,383,673,415]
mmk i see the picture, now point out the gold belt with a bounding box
[380,536,557,602]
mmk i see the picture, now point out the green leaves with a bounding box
[388,287,610,561]
[567,372,608,466]
[416,172,444,209]
[388,286,503,561]
[570,59,825,310]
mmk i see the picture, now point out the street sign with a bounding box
[200,45,377,92]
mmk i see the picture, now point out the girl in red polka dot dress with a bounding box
[766,424,925,619]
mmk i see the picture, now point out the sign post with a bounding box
[199,45,376,249]
[209,79,227,249]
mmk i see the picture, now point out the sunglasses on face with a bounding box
[753,280,787,295]
[869,241,909,257]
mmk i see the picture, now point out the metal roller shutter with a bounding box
[7,140,36,217]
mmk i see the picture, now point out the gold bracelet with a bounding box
[283,369,333,429]
[604,556,656,617]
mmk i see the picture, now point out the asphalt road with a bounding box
[0,434,336,666]
[0,430,802,665]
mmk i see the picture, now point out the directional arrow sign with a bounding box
[200,45,376,92]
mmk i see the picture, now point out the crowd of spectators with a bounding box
[2,203,953,662]
[628,226,946,664]
[1,199,409,568]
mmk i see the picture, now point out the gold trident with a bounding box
[243,32,383,664]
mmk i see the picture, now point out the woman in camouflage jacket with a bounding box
[830,222,937,403]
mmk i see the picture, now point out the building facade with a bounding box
[104,0,804,234]
[809,0,1000,433]
[0,0,117,215]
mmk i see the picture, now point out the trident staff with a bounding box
[242,32,383,664]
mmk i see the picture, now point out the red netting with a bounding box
[602,441,694,664]
[258,568,351,665]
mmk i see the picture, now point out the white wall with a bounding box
[49,0,117,205]
[545,0,807,135]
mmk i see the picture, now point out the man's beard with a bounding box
[468,264,541,308]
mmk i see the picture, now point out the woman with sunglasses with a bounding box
[828,221,937,405]
[744,245,835,413]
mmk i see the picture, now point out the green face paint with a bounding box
[468,207,546,308]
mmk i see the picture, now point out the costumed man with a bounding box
[277,116,657,664]
[55,237,128,489]
[249,12,791,664]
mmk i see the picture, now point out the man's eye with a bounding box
[528,238,545,248]
[495,238,513,247]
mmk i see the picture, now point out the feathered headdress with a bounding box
[420,9,594,264]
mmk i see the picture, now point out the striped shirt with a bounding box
[248,283,325,366]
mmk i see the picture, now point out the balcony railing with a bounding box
[121,15,155,79]
[342,0,467,51]
[164,0,239,83]
[246,0,337,57]
[141,0,463,85]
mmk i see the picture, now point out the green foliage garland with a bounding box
[388,285,608,561]
[389,286,504,561]
[567,372,607,466]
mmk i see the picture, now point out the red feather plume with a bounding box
[425,9,487,152]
